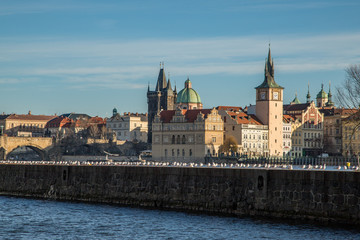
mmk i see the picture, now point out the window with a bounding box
[182,149,185,157]
[182,135,186,144]
[172,149,175,156]
[177,135,180,144]
[172,135,175,144]
[189,149,192,156]
[232,126,235,131]
[177,149,180,157]
[212,137,216,143]
[165,149,168,157]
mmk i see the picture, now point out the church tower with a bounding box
[147,63,177,143]
[255,47,284,156]
[316,84,328,108]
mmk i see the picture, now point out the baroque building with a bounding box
[283,102,324,157]
[147,63,177,143]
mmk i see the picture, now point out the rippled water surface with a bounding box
[0,196,359,239]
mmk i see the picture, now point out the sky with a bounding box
[0,0,360,117]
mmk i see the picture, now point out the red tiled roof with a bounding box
[283,114,295,123]
[159,109,212,123]
[226,111,263,125]
[45,116,74,128]
[320,108,358,116]
[216,106,243,112]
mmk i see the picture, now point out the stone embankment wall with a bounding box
[0,164,359,225]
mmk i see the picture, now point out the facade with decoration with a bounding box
[283,101,324,157]
[152,108,223,162]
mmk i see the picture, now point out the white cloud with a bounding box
[0,32,360,89]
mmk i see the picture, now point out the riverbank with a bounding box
[0,164,359,226]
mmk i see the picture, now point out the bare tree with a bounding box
[336,65,360,156]
[336,65,360,109]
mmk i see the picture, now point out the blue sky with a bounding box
[0,0,360,117]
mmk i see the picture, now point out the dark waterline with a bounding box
[0,196,359,240]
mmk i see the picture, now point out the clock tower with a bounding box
[255,47,284,156]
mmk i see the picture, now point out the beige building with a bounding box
[217,106,269,157]
[107,110,148,142]
[321,108,356,156]
[255,47,284,156]
[0,112,55,137]
[152,108,223,162]
[340,111,360,157]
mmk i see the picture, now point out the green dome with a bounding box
[177,88,202,103]
[316,85,328,99]
[176,79,202,104]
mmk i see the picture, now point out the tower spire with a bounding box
[256,46,281,89]
[155,62,167,91]
[306,82,311,103]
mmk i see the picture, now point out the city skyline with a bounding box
[1,0,360,117]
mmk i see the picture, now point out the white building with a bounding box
[107,109,148,142]
[217,106,269,157]
[283,115,293,157]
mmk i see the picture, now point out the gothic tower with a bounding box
[147,63,177,143]
[255,47,284,156]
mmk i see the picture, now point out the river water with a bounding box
[0,196,359,240]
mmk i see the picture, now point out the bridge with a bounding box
[0,136,54,160]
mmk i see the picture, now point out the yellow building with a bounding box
[0,112,55,137]
[152,108,223,162]
[341,111,360,157]
[322,108,356,156]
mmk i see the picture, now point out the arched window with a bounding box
[189,149,192,156]
[177,149,180,156]
[182,135,186,144]
[182,149,185,156]
[177,135,180,144]
[172,135,175,144]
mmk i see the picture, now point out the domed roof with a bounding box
[176,78,202,104]
[316,84,328,99]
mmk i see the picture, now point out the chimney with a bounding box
[28,110,31,115]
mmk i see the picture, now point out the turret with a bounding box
[306,83,311,103]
